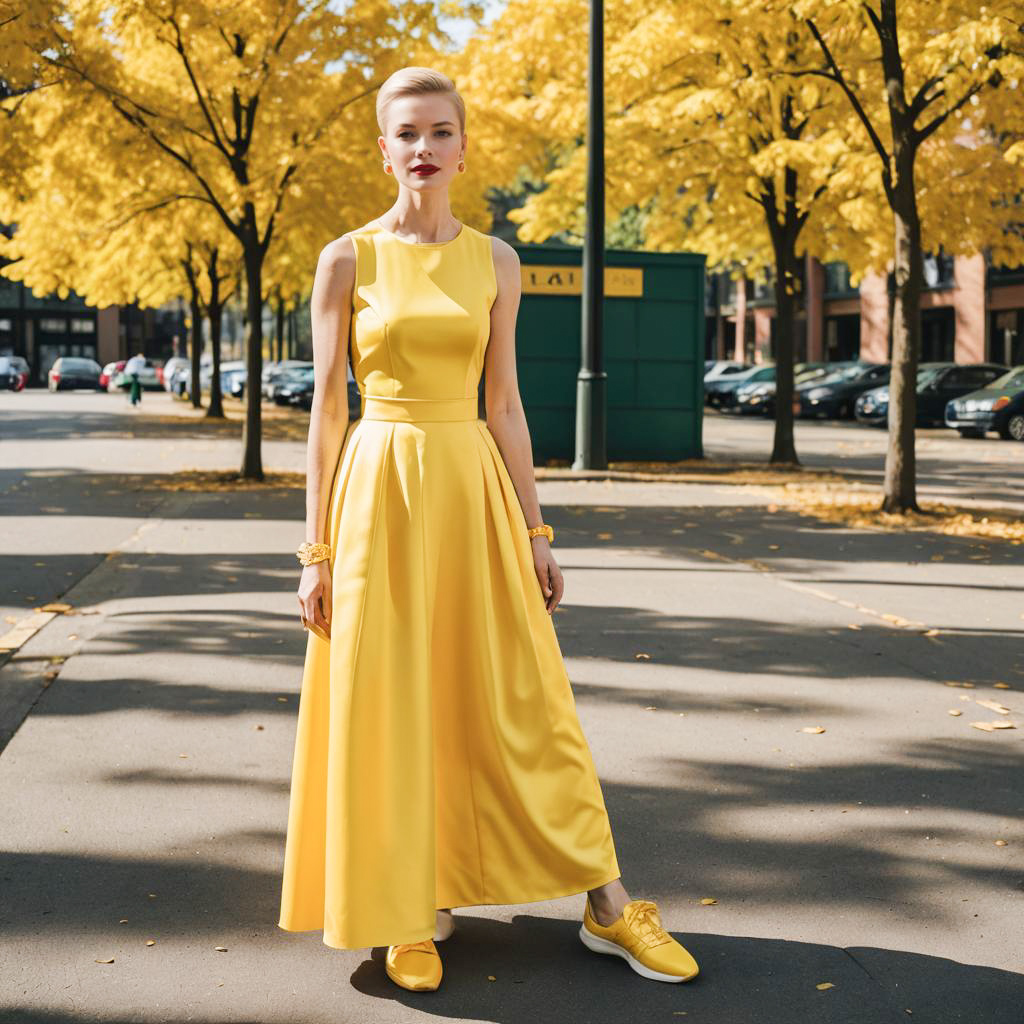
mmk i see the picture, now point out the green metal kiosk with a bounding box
[505,243,706,464]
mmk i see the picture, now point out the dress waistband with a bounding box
[360,395,479,422]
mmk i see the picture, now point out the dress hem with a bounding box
[277,866,623,951]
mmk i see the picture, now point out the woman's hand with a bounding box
[297,561,332,638]
[531,536,564,614]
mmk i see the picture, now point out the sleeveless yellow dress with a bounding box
[277,219,621,951]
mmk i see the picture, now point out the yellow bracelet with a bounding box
[297,541,331,566]
[527,524,554,543]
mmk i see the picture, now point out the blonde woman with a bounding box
[277,66,699,992]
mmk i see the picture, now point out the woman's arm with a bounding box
[483,236,564,615]
[297,235,356,637]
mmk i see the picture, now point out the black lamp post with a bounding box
[572,0,607,470]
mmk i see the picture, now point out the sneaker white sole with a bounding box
[578,924,698,983]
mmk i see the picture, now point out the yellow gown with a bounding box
[277,219,621,951]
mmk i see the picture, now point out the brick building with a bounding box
[708,254,1024,369]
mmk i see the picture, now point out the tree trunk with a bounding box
[770,247,800,464]
[276,293,285,364]
[189,290,203,410]
[241,234,264,479]
[882,159,922,513]
[205,248,225,420]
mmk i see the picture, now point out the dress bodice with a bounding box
[347,220,498,405]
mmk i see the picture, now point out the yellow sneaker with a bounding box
[580,896,699,983]
[385,938,442,991]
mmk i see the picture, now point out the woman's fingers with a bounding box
[548,561,564,611]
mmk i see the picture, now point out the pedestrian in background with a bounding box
[123,351,146,406]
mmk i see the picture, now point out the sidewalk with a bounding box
[1,393,1022,1023]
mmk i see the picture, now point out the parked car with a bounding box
[273,366,316,409]
[915,362,1008,425]
[704,360,751,386]
[733,362,833,417]
[0,354,30,391]
[705,364,774,408]
[263,359,314,399]
[218,362,247,399]
[48,356,104,391]
[161,356,191,391]
[100,360,125,390]
[732,366,777,414]
[856,362,1008,428]
[945,365,1024,440]
[170,360,246,400]
[798,361,890,419]
[111,357,164,392]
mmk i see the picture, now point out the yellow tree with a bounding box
[0,0,58,180]
[27,0,462,478]
[790,0,1024,512]
[456,0,869,465]
[0,73,245,416]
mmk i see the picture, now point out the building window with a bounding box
[922,250,955,289]
[990,309,1023,366]
[70,318,95,333]
[823,262,857,298]
[39,317,68,333]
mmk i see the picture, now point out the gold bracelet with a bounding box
[527,524,554,543]
[296,541,331,566]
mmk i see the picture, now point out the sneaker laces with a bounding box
[625,899,671,946]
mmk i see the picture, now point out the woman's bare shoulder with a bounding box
[319,232,357,267]
[486,233,520,268]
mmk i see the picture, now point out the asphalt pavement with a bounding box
[1,390,1022,1024]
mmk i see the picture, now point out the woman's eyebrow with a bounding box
[396,121,456,128]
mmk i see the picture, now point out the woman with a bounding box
[277,66,699,992]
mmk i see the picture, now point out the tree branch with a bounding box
[803,16,892,173]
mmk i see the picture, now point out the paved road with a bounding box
[1,390,1022,1023]
[703,407,1024,512]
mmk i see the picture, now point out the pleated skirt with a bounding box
[277,395,620,950]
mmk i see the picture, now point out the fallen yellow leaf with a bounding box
[801,726,826,734]
[95,957,115,964]
[948,710,962,716]
[816,982,835,990]
[995,839,1008,847]
[700,898,717,905]
[975,699,1011,715]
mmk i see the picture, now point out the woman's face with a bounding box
[379,94,465,189]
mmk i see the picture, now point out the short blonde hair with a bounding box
[376,67,466,137]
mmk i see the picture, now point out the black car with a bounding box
[274,367,316,409]
[945,365,1024,440]
[798,362,890,419]
[47,356,104,391]
[707,364,776,409]
[855,362,1009,427]
[733,362,833,417]
[913,362,1008,425]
